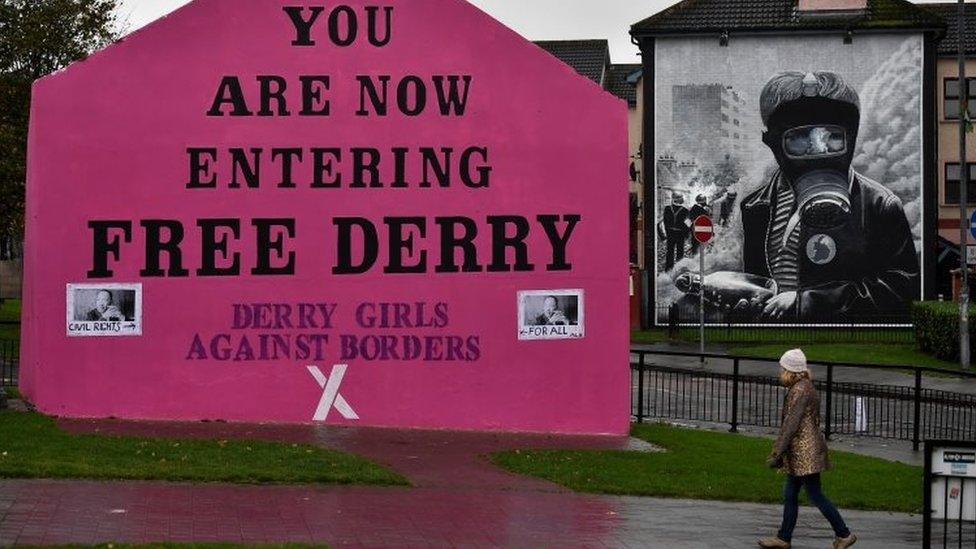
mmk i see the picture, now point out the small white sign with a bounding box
[66,283,142,337]
[968,245,976,266]
[517,289,584,341]
[930,446,976,521]
[854,397,868,433]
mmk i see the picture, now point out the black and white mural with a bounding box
[654,34,923,323]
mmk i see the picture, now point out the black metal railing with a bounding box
[924,440,976,548]
[631,349,976,451]
[0,338,19,390]
[654,304,914,344]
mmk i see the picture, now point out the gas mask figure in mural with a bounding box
[736,71,919,320]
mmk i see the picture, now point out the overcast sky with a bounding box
[116,0,952,64]
[116,0,678,63]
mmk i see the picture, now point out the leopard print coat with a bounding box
[772,378,830,476]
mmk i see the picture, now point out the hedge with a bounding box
[912,301,976,361]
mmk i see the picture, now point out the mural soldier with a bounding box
[661,193,690,271]
[739,71,919,321]
[718,191,737,227]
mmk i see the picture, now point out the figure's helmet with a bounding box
[696,194,707,205]
[760,71,860,230]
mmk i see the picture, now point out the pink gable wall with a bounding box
[22,0,629,435]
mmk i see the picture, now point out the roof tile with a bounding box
[919,2,976,56]
[631,0,944,35]
[533,39,610,85]
[606,64,642,105]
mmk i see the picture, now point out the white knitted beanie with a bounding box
[779,349,808,373]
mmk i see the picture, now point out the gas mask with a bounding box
[763,95,860,232]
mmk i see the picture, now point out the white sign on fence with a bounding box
[855,397,868,433]
[930,446,976,522]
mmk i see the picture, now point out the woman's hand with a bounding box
[766,452,783,469]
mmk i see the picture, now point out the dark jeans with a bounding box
[778,474,850,542]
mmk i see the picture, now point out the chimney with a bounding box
[797,0,867,12]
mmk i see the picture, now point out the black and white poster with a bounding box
[518,289,584,340]
[654,34,923,324]
[66,283,142,337]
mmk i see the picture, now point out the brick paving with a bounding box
[0,418,926,548]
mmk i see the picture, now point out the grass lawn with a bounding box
[632,327,913,346]
[491,423,921,513]
[0,410,407,486]
[0,298,20,323]
[0,298,20,340]
[729,343,960,370]
[630,330,672,345]
[631,328,967,371]
[4,386,19,400]
[0,323,18,339]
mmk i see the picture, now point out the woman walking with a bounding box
[758,349,857,549]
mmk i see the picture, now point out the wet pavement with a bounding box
[0,478,924,548]
[0,416,927,548]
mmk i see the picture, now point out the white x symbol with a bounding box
[307,364,359,422]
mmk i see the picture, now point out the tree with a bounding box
[0,0,118,258]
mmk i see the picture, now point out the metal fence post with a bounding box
[921,441,932,547]
[824,364,833,441]
[667,304,677,339]
[730,357,740,433]
[913,368,922,452]
[637,353,645,424]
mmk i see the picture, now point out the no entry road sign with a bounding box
[692,215,714,244]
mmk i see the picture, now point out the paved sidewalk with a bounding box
[0,479,922,548]
[0,417,928,548]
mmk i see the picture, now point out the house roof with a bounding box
[533,39,610,85]
[919,3,976,56]
[606,64,642,106]
[631,0,945,37]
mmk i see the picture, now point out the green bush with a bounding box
[912,301,976,361]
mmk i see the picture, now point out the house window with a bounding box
[944,78,976,120]
[944,163,976,204]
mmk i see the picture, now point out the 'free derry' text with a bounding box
[85,4,581,280]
